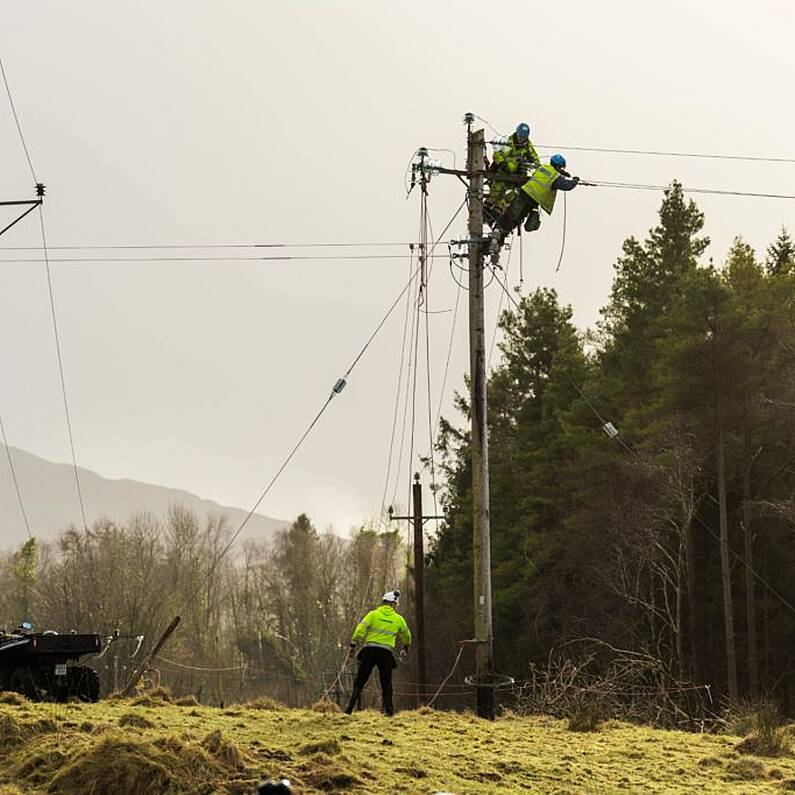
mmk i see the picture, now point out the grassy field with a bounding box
[0,692,794,793]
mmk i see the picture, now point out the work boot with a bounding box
[523,209,541,232]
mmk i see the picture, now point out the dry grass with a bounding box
[0,699,794,793]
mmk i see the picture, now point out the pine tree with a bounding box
[765,227,795,276]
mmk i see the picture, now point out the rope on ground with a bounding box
[427,639,479,707]
[320,654,350,701]
[154,655,247,673]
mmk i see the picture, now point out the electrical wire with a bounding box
[0,254,449,264]
[202,252,428,609]
[433,278,462,441]
[0,52,37,183]
[537,143,795,165]
[0,241,420,251]
[487,262,795,621]
[562,373,795,619]
[555,192,567,273]
[488,234,515,369]
[39,207,89,531]
[0,408,32,538]
[586,181,795,201]
[379,248,416,528]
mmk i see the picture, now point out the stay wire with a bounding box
[223,257,427,564]
[39,206,88,532]
[480,277,795,624]
[563,373,795,619]
[0,407,32,538]
[0,51,37,183]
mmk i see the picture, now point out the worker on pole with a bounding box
[490,153,580,253]
[485,122,540,224]
[344,590,412,717]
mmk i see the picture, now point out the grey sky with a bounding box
[1,1,793,534]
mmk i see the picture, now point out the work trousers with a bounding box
[345,646,396,716]
[497,191,540,234]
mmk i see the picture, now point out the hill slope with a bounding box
[0,445,287,549]
[0,697,793,793]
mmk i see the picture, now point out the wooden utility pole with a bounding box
[466,121,494,719]
[412,473,426,702]
[389,477,442,705]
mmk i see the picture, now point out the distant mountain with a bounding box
[0,445,288,550]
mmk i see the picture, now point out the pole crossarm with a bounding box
[0,198,42,239]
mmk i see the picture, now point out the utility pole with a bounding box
[466,118,494,719]
[412,474,426,702]
[389,475,443,705]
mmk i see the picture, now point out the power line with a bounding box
[0,409,32,538]
[0,254,449,265]
[538,143,795,165]
[39,206,88,532]
[587,181,795,201]
[1,48,88,533]
[0,241,418,251]
[0,52,37,183]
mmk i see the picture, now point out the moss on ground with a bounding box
[0,695,793,793]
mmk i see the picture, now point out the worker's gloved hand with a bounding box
[347,646,356,659]
[398,649,409,663]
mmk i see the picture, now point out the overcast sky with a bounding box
[1,1,793,535]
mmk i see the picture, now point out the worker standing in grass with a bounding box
[344,590,411,717]
[485,122,540,224]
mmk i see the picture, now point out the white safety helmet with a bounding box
[382,590,400,604]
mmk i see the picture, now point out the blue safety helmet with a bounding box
[550,153,567,169]
[515,122,530,141]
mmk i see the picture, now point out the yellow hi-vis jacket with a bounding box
[351,605,412,652]
[521,163,561,215]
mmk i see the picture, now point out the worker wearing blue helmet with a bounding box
[485,122,540,222]
[490,153,579,252]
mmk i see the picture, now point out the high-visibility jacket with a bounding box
[351,605,412,651]
[521,163,561,215]
[492,133,540,175]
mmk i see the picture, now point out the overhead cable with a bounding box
[538,143,795,165]
[0,52,37,182]
[586,181,795,201]
[0,409,32,538]
[39,207,89,531]
[0,254,448,264]
[0,241,419,251]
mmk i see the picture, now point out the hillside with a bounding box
[0,696,794,793]
[0,445,287,549]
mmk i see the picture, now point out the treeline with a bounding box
[0,508,405,705]
[427,183,795,714]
